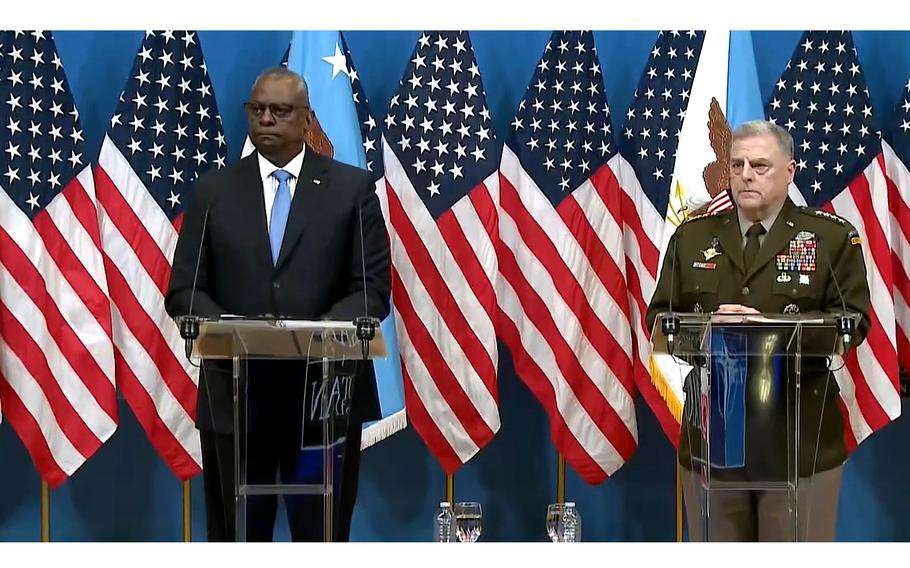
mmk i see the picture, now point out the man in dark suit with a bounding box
[165,67,391,542]
[647,120,870,541]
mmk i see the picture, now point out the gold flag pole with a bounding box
[183,480,192,542]
[556,454,566,504]
[676,464,683,542]
[41,480,50,542]
[445,473,454,504]
[669,181,688,543]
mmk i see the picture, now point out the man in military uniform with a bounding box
[646,120,870,541]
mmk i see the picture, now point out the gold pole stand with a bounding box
[183,480,192,542]
[556,454,566,504]
[41,480,50,542]
[676,464,683,542]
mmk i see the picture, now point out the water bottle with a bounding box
[563,502,582,542]
[434,501,455,542]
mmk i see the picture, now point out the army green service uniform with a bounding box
[646,197,871,541]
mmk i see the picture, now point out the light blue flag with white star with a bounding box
[287,31,365,166]
[726,31,765,129]
[288,30,406,450]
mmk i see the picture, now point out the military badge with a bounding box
[851,236,862,246]
[693,262,716,270]
[702,237,723,261]
[693,302,704,313]
[783,303,800,314]
[799,274,810,285]
[795,230,815,241]
[777,273,792,283]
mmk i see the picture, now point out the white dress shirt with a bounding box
[257,146,306,229]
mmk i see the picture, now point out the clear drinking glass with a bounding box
[454,501,482,542]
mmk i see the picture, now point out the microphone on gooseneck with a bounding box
[180,203,211,361]
[662,232,681,356]
[354,198,379,360]
[818,234,855,353]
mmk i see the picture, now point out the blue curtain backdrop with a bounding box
[2,29,910,541]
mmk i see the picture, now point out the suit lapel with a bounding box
[233,155,274,269]
[714,209,744,275]
[744,198,799,282]
[275,150,331,270]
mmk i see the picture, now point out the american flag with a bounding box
[341,33,411,449]
[768,30,900,447]
[617,31,706,446]
[0,31,117,485]
[498,31,639,483]
[381,31,500,471]
[883,77,910,399]
[94,30,227,478]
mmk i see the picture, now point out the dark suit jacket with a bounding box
[646,198,871,477]
[165,150,391,434]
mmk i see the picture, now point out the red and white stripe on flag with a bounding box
[95,142,202,477]
[498,147,638,484]
[824,158,901,447]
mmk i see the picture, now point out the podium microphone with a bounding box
[354,201,379,360]
[180,203,211,361]
[818,234,854,352]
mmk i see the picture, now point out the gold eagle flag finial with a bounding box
[688,96,732,217]
[305,110,335,158]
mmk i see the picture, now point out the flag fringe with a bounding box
[648,356,684,424]
[360,409,408,450]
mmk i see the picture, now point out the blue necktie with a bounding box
[269,169,292,265]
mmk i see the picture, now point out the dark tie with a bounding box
[743,222,766,272]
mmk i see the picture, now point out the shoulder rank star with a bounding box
[811,209,846,225]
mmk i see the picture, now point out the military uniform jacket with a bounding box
[645,197,871,478]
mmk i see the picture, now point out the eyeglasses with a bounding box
[243,102,310,120]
